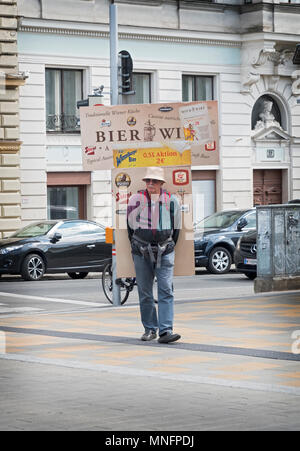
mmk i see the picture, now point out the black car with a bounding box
[0,220,112,281]
[194,209,256,274]
[234,230,257,280]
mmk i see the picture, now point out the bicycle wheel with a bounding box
[101,263,130,305]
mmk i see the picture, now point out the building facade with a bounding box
[0,0,26,238]
[13,0,300,230]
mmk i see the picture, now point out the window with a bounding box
[12,223,56,238]
[182,75,214,101]
[47,173,90,221]
[56,221,88,238]
[81,222,105,235]
[46,68,83,133]
[245,0,300,3]
[47,186,86,220]
[244,211,256,229]
[124,73,151,104]
[56,221,105,238]
[196,211,249,230]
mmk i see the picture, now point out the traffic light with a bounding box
[77,97,104,109]
[119,50,135,95]
[77,99,89,108]
[77,86,104,109]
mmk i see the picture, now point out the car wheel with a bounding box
[67,272,89,279]
[244,272,256,280]
[21,254,45,281]
[207,247,232,274]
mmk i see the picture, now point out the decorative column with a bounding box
[0,0,26,238]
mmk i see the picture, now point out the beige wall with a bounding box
[0,0,25,237]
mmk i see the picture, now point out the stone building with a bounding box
[0,0,26,238]
[11,0,300,229]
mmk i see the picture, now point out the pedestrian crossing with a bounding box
[0,292,108,307]
[0,293,111,318]
[0,303,43,316]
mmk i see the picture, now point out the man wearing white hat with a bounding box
[127,166,181,343]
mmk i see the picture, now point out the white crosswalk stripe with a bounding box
[0,292,107,307]
[0,306,43,315]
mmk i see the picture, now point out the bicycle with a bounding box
[101,261,136,305]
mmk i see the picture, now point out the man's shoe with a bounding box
[141,331,157,341]
[158,331,181,344]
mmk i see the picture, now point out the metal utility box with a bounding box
[254,204,300,293]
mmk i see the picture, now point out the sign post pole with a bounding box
[110,1,119,107]
[110,1,121,305]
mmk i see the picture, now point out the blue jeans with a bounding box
[133,251,175,336]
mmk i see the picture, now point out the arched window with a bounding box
[251,95,282,130]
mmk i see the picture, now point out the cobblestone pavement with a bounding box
[0,291,300,431]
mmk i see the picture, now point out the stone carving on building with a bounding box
[241,42,295,94]
[291,70,300,96]
[240,71,260,94]
[252,47,294,69]
[254,99,282,132]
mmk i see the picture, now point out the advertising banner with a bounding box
[112,166,194,277]
[113,142,191,169]
[80,101,219,170]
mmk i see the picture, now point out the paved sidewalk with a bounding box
[0,290,299,431]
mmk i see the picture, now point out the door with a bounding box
[46,221,90,270]
[253,170,282,206]
[192,170,216,224]
[47,221,111,271]
[79,221,112,269]
[230,209,257,247]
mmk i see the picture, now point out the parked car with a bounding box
[0,220,112,281]
[234,230,257,280]
[194,209,256,274]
